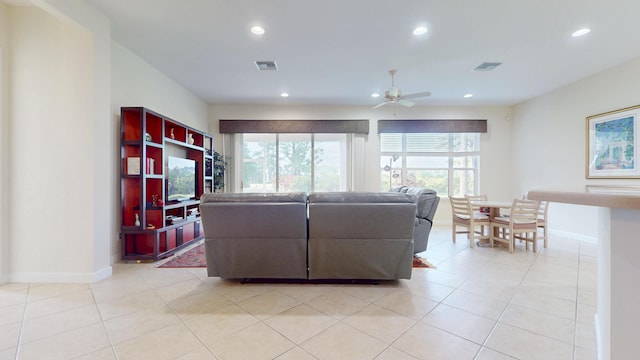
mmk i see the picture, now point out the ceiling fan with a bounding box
[372,69,431,109]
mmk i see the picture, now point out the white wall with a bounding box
[513,56,640,241]
[9,5,98,281]
[111,42,209,131]
[37,0,114,282]
[0,3,8,284]
[209,104,513,224]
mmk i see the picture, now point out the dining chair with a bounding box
[522,195,549,249]
[490,198,540,253]
[536,200,549,248]
[465,194,488,215]
[450,196,490,248]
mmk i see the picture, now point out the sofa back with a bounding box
[200,192,307,238]
[307,192,416,280]
[200,192,309,279]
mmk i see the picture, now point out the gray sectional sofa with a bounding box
[199,189,439,281]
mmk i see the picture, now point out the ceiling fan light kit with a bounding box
[372,69,431,109]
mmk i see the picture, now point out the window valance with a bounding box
[219,119,369,134]
[378,119,487,133]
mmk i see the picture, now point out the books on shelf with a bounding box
[146,158,155,174]
[127,157,140,175]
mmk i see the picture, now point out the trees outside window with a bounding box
[242,133,349,192]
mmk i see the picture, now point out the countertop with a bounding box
[527,186,640,210]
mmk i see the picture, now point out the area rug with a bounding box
[413,255,436,268]
[158,242,206,268]
[159,242,435,269]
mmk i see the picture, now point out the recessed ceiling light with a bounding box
[413,26,428,36]
[371,93,380,98]
[280,92,289,98]
[571,28,591,37]
[464,93,473,98]
[250,25,265,35]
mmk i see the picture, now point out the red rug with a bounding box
[159,242,434,269]
[413,255,436,268]
[158,242,206,268]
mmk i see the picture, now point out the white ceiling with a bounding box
[84,0,640,107]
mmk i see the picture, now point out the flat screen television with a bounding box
[167,156,197,202]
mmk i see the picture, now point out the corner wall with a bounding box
[8,5,97,281]
[5,0,113,283]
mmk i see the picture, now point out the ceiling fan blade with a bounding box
[372,101,389,109]
[401,91,432,100]
[397,99,415,107]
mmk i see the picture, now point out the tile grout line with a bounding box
[473,242,543,359]
[89,285,120,360]
[12,283,31,360]
[149,281,222,359]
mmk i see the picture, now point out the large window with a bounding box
[380,133,480,196]
[242,133,349,192]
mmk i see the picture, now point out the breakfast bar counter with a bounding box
[528,187,640,360]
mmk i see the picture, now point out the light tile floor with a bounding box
[0,226,598,360]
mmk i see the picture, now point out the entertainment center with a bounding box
[120,107,213,261]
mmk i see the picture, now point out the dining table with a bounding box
[470,200,513,246]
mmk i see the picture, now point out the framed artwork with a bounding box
[586,105,640,178]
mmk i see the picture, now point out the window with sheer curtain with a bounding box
[380,133,480,196]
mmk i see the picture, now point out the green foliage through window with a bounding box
[243,133,348,192]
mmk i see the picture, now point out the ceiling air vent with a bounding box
[255,61,278,71]
[473,62,502,71]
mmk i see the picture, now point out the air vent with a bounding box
[255,61,278,71]
[473,62,502,71]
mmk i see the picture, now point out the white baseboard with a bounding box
[93,266,113,282]
[9,265,113,283]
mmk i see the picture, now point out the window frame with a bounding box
[380,132,481,196]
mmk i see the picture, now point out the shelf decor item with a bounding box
[586,104,640,178]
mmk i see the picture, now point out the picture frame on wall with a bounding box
[586,104,640,178]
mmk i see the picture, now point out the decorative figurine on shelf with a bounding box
[188,133,195,145]
[134,213,140,226]
[152,194,158,206]
[169,128,175,139]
